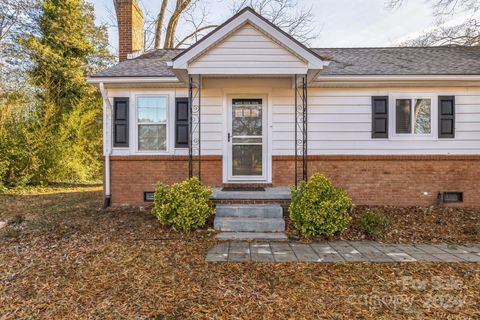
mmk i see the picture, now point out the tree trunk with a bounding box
[163,0,192,48]
[154,0,169,49]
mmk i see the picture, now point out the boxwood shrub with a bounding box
[289,173,352,238]
[359,209,389,239]
[152,177,215,232]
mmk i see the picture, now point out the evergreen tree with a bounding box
[18,0,113,184]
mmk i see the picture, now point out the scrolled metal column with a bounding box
[188,75,202,180]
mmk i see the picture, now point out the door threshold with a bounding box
[221,186,266,192]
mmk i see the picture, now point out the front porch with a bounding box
[169,9,328,188]
[186,74,310,188]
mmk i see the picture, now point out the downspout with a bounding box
[99,82,112,208]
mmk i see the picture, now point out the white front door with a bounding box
[227,97,267,181]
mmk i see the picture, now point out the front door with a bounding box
[227,98,267,181]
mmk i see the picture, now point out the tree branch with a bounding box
[174,24,218,48]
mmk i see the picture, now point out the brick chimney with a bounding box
[114,0,144,62]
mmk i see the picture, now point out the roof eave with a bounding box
[87,76,180,85]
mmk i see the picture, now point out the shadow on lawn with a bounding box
[0,186,208,243]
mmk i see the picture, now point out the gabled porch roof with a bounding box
[171,7,328,79]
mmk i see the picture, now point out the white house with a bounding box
[89,3,480,208]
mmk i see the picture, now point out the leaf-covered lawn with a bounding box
[1,187,479,319]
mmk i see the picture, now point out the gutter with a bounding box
[99,82,112,208]
[315,75,480,82]
[87,76,180,84]
[313,75,480,88]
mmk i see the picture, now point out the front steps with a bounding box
[214,204,287,240]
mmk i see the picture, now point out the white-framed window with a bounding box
[390,95,437,140]
[136,96,168,151]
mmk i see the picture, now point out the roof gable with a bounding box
[187,23,308,75]
[172,7,327,72]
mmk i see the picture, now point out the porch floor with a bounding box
[211,187,290,201]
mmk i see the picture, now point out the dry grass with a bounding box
[1,187,479,319]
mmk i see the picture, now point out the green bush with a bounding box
[152,177,215,232]
[359,209,389,239]
[289,173,352,238]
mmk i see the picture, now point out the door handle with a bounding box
[228,133,231,142]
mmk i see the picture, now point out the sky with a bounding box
[90,0,475,54]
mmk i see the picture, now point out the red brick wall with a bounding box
[273,155,480,207]
[109,155,222,205]
[108,155,480,207]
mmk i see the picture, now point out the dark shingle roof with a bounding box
[93,49,181,77]
[91,46,480,78]
[313,47,480,75]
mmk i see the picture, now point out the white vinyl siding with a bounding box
[106,88,223,156]
[272,87,480,155]
[104,84,480,157]
[188,24,307,75]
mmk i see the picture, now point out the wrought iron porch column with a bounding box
[294,74,308,187]
[188,74,202,180]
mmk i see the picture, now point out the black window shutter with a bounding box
[113,97,129,148]
[438,96,455,138]
[372,96,389,138]
[175,98,189,148]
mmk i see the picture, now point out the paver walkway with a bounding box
[206,241,480,263]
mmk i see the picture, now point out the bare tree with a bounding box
[388,0,480,46]
[163,0,194,48]
[173,1,217,48]
[231,0,317,45]
[0,0,37,92]
[148,0,317,50]
[154,0,169,48]
[0,0,35,44]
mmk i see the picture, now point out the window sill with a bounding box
[135,151,169,155]
[388,135,438,141]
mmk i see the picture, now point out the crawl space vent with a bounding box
[443,192,463,203]
[144,192,155,202]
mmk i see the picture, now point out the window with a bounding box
[137,96,167,151]
[395,97,432,135]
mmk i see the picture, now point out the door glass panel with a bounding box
[231,99,263,176]
[232,99,262,136]
[232,145,263,176]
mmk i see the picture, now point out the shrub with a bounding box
[289,173,352,238]
[464,224,480,236]
[359,209,389,239]
[152,177,215,232]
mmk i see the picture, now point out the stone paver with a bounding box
[270,243,297,262]
[205,241,480,263]
[431,253,464,262]
[290,244,321,262]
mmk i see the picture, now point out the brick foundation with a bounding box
[273,155,480,207]
[107,155,480,207]
[109,155,222,205]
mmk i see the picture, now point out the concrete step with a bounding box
[214,217,285,232]
[215,232,288,241]
[215,204,283,218]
